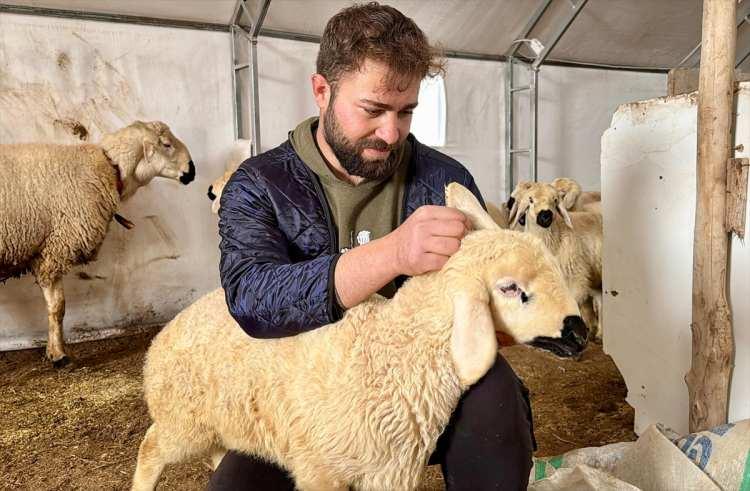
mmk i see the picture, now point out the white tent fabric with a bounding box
[2,0,708,70]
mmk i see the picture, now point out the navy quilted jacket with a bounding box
[218,134,485,338]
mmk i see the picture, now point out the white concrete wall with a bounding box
[0,13,233,349]
[254,36,666,206]
[602,87,750,434]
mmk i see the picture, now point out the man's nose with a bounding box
[375,115,400,145]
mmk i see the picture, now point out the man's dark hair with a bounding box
[316,2,445,90]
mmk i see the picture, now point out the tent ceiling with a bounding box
[0,0,722,70]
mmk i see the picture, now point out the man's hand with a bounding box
[388,205,470,276]
[334,205,470,309]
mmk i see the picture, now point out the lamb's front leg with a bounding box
[41,277,68,367]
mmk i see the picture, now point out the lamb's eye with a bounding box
[529,197,534,204]
[521,292,529,303]
[500,283,518,294]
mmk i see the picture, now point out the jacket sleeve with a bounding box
[218,167,343,339]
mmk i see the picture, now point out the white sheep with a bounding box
[510,182,603,339]
[131,183,587,491]
[0,121,195,366]
[207,138,252,214]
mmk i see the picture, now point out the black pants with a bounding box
[207,355,535,491]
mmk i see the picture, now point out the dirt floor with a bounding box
[0,330,636,490]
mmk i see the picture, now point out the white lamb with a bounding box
[551,177,601,213]
[511,182,603,339]
[0,121,194,366]
[131,183,587,491]
[207,138,252,213]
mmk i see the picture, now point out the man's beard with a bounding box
[322,105,403,181]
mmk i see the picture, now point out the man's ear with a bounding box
[311,74,332,111]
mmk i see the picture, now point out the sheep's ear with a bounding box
[145,121,168,135]
[445,183,500,231]
[450,290,498,387]
[552,178,581,210]
[557,202,574,229]
[511,199,530,229]
[142,140,156,162]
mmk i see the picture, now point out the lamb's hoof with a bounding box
[51,355,71,368]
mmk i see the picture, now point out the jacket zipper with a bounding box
[305,166,338,254]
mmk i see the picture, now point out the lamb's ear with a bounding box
[556,201,574,229]
[450,288,498,387]
[142,140,155,162]
[511,199,530,229]
[552,178,581,210]
[145,121,168,135]
[445,183,500,231]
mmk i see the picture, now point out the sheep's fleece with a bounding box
[132,183,585,491]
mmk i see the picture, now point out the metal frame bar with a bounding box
[231,25,239,140]
[507,0,554,58]
[532,0,589,70]
[504,59,514,198]
[677,1,750,68]
[505,0,589,197]
[0,3,229,31]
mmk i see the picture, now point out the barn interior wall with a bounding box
[0,13,233,350]
[0,14,665,352]
[602,87,750,434]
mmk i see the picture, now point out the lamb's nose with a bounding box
[537,210,553,228]
[207,185,216,201]
[562,315,588,350]
[180,160,196,185]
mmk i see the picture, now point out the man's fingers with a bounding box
[424,236,462,257]
[422,219,469,239]
[416,205,469,224]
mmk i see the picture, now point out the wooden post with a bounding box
[686,0,737,433]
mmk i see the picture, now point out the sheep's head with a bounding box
[208,169,235,214]
[444,183,587,386]
[506,180,532,223]
[100,121,195,199]
[551,177,582,210]
[511,182,572,231]
[208,139,251,214]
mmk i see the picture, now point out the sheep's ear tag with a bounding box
[445,183,500,231]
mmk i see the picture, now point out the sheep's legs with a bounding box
[209,448,227,470]
[41,278,68,367]
[131,424,172,491]
[132,424,216,491]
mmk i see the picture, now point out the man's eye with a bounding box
[364,108,382,116]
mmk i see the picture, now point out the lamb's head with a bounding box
[444,183,587,385]
[100,121,195,199]
[511,182,572,231]
[551,177,582,210]
[208,139,251,214]
[208,169,234,214]
[506,180,532,224]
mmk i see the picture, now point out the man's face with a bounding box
[319,59,420,180]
